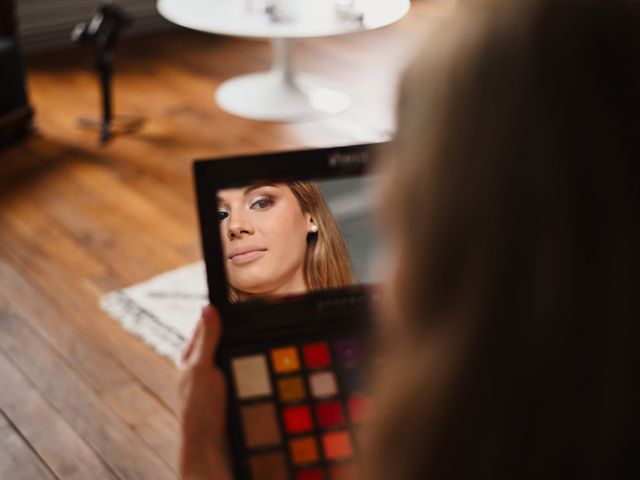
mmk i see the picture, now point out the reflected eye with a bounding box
[249,195,274,210]
[217,208,230,222]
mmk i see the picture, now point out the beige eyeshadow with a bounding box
[249,451,288,480]
[240,402,281,449]
[232,354,272,399]
[309,371,338,398]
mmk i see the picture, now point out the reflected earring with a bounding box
[310,224,318,234]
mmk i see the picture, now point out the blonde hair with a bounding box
[229,181,352,300]
[289,181,353,291]
[366,0,640,479]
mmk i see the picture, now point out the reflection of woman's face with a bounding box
[218,183,312,298]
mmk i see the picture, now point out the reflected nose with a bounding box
[227,208,254,239]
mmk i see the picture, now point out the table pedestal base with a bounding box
[214,38,350,122]
[215,72,351,122]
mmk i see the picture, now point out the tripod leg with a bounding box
[98,52,113,144]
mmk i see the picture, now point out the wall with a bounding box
[16,0,173,53]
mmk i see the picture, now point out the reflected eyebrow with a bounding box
[216,184,277,204]
[243,183,277,196]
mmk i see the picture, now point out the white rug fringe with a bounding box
[99,261,208,365]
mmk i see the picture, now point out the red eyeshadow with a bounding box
[296,468,325,480]
[302,342,331,369]
[315,401,345,428]
[283,405,314,433]
[348,396,370,424]
[322,431,353,460]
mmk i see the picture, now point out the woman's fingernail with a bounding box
[202,305,214,323]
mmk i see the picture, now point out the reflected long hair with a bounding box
[289,181,353,291]
[366,1,640,479]
[229,181,352,300]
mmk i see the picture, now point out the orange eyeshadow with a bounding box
[289,436,319,465]
[321,431,353,460]
[271,346,301,373]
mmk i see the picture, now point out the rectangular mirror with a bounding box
[215,175,380,303]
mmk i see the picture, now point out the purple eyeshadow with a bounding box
[341,366,364,393]
[333,339,360,365]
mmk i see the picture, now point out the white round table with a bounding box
[157,0,410,121]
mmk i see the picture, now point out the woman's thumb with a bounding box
[196,304,222,365]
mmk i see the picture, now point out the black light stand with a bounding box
[72,1,143,144]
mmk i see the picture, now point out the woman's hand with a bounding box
[179,305,233,480]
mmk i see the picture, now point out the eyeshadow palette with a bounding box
[221,336,370,480]
[194,143,385,480]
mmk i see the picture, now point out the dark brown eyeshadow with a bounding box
[277,375,306,403]
[240,402,281,449]
[249,451,289,480]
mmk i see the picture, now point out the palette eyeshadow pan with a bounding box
[222,336,370,480]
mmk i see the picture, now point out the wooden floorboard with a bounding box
[0,2,445,478]
[103,382,180,473]
[0,349,117,480]
[0,307,175,480]
[0,411,56,480]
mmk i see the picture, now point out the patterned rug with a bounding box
[100,261,208,365]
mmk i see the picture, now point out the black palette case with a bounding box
[194,143,385,480]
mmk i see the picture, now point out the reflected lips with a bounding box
[228,246,267,265]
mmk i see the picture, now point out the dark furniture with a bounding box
[0,0,34,146]
[0,0,18,38]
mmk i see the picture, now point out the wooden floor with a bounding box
[0,2,442,479]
